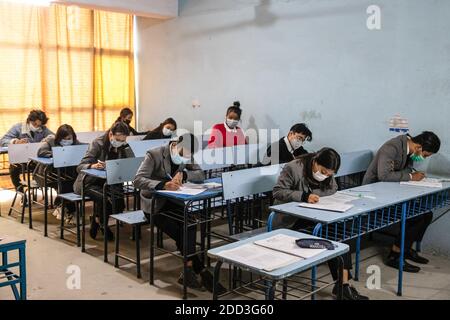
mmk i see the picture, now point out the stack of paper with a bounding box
[400,178,443,188]
[298,193,355,212]
[218,243,302,272]
[254,234,326,259]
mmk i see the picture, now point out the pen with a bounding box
[166,173,173,180]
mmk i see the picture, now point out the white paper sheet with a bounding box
[298,193,355,212]
[183,182,222,189]
[254,234,326,259]
[400,178,443,188]
[218,243,302,272]
[158,186,207,196]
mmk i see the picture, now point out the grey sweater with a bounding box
[272,159,338,228]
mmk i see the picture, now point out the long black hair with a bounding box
[299,147,341,191]
[150,118,177,134]
[103,121,130,150]
[54,124,77,146]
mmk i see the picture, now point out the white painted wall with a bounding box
[136,0,450,254]
[56,0,178,18]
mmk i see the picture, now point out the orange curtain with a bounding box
[0,1,135,135]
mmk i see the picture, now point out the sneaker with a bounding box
[177,267,204,291]
[65,213,75,226]
[332,283,369,300]
[200,269,227,295]
[52,207,62,220]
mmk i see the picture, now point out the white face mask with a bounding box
[162,127,173,137]
[60,139,73,147]
[226,118,239,129]
[290,138,303,150]
[170,145,190,165]
[111,139,126,148]
[29,123,42,132]
[313,170,329,182]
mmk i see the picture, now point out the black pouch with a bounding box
[295,238,336,250]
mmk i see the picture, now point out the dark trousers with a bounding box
[85,183,125,226]
[147,202,204,274]
[394,211,433,250]
[292,219,353,281]
[9,164,24,190]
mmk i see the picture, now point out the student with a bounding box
[0,110,53,192]
[272,148,368,300]
[73,122,134,241]
[143,118,177,140]
[264,123,312,165]
[34,124,82,222]
[207,101,247,148]
[116,107,139,136]
[363,131,441,273]
[134,133,226,294]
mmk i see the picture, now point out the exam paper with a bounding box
[218,243,302,272]
[400,178,443,188]
[159,186,207,196]
[298,193,355,212]
[254,234,326,259]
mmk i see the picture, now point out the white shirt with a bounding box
[284,136,294,154]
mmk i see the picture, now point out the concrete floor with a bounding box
[1,186,450,300]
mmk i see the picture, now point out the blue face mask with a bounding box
[170,146,190,165]
[410,154,425,162]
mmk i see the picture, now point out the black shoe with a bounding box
[89,219,99,240]
[103,226,114,242]
[385,252,421,273]
[177,267,204,291]
[405,249,429,264]
[199,269,227,295]
[333,284,369,300]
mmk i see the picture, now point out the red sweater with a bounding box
[207,122,247,148]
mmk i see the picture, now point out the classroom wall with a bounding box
[136,0,450,255]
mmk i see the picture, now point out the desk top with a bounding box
[81,168,107,179]
[154,177,223,202]
[0,146,8,154]
[208,229,348,280]
[270,180,450,224]
[0,235,26,249]
[29,156,54,165]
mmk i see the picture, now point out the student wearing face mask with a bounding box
[263,123,312,165]
[272,148,369,300]
[0,110,54,192]
[34,124,82,223]
[363,131,441,273]
[207,101,247,148]
[143,118,177,140]
[134,133,227,294]
[116,107,140,135]
[74,122,135,241]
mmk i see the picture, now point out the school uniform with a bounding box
[133,144,205,272]
[207,122,247,148]
[143,130,168,140]
[0,122,54,190]
[264,136,309,165]
[34,136,82,213]
[73,134,134,224]
[272,159,353,281]
[363,134,432,252]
